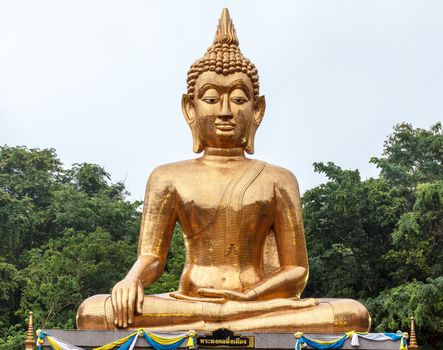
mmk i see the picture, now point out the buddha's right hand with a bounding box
[111,278,144,328]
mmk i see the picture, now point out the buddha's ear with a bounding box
[181,94,204,153]
[253,95,266,125]
[181,94,195,124]
[245,95,266,154]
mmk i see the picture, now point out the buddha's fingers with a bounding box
[116,288,123,327]
[169,291,225,304]
[136,283,144,315]
[287,298,318,309]
[128,287,135,324]
[197,288,229,298]
[111,288,118,325]
[122,288,128,327]
[197,288,252,301]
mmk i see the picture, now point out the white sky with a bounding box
[1,1,442,200]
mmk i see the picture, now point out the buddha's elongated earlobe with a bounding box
[182,94,204,153]
[245,95,266,154]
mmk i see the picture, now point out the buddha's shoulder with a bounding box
[148,159,201,181]
[261,161,299,185]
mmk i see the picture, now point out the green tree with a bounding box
[302,163,396,299]
[302,123,443,347]
[0,146,142,349]
[0,259,19,332]
[18,229,136,329]
[48,173,140,242]
[386,181,443,283]
[370,122,443,187]
[366,277,443,348]
[0,147,63,263]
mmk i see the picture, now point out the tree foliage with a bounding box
[18,229,136,329]
[303,123,442,348]
[0,146,146,349]
[370,122,443,187]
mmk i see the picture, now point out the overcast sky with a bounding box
[1,1,442,200]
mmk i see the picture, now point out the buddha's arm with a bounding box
[255,170,308,299]
[111,166,177,327]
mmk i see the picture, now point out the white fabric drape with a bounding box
[351,333,399,347]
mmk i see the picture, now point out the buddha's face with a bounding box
[182,71,265,153]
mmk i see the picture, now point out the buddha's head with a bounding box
[182,8,265,154]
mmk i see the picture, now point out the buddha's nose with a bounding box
[219,95,233,119]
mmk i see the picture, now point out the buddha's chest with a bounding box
[174,168,275,241]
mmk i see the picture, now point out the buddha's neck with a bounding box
[202,147,247,161]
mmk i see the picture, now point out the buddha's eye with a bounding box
[201,88,220,104]
[230,88,249,105]
[202,97,219,104]
[231,96,248,105]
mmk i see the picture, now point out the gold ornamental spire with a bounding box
[213,8,239,46]
[24,311,34,350]
[409,317,420,349]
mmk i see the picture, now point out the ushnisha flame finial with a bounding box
[186,8,259,99]
[213,8,239,46]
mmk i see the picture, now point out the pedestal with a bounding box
[40,330,401,350]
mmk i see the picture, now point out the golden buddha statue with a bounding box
[76,8,370,333]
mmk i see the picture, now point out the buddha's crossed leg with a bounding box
[76,293,370,333]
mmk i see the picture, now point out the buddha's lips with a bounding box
[215,122,237,131]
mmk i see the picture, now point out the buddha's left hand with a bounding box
[197,288,256,301]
